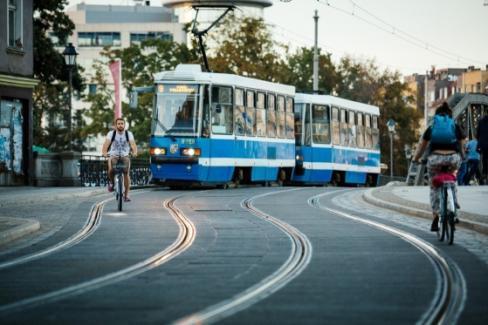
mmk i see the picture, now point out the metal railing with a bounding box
[80,155,151,187]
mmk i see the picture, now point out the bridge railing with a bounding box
[80,155,151,187]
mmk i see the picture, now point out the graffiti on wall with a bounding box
[0,100,23,174]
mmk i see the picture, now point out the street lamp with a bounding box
[387,119,396,178]
[63,43,78,151]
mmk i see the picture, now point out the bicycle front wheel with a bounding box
[118,174,123,211]
[448,213,455,245]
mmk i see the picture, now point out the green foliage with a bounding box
[209,16,284,81]
[33,0,84,151]
[279,47,338,94]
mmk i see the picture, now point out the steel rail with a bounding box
[308,191,467,325]
[0,197,110,271]
[0,190,151,271]
[0,194,196,315]
[175,188,313,325]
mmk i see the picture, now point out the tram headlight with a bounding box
[150,147,166,155]
[296,154,303,161]
[181,148,201,157]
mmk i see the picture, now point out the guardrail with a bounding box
[80,155,151,187]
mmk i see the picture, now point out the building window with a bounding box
[78,32,121,47]
[130,32,173,45]
[8,0,23,48]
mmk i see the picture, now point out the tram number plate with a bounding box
[181,138,195,145]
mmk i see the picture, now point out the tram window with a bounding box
[294,103,303,145]
[304,104,311,146]
[257,92,266,109]
[357,113,363,126]
[285,97,294,139]
[256,108,266,137]
[245,91,255,136]
[234,88,245,135]
[356,112,365,148]
[347,111,357,147]
[340,109,346,123]
[312,104,330,144]
[202,85,210,137]
[210,86,233,135]
[372,115,378,129]
[277,96,285,138]
[332,107,339,121]
[348,111,355,125]
[331,106,340,145]
[267,94,276,137]
[365,114,371,127]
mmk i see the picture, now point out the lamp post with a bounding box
[387,119,396,178]
[63,43,78,151]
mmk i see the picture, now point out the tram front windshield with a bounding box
[153,84,200,136]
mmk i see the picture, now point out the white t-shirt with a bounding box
[106,130,134,157]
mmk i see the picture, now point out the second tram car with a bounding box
[148,64,296,186]
[292,94,381,186]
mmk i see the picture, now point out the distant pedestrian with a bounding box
[477,115,488,184]
[463,138,480,185]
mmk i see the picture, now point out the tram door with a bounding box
[208,85,234,182]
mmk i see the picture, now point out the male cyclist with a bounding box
[413,102,466,231]
[102,118,138,201]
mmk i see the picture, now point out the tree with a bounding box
[279,47,338,94]
[33,0,84,151]
[208,16,285,82]
[83,40,198,148]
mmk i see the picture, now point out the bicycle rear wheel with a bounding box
[117,174,123,211]
[439,187,448,242]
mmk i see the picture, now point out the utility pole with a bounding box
[313,10,319,94]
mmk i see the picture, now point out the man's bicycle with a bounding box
[432,170,458,245]
[112,155,126,212]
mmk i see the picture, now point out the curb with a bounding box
[363,187,488,236]
[0,217,40,247]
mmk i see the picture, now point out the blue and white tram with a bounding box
[292,93,381,186]
[149,64,296,186]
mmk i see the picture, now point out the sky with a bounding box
[67,0,488,76]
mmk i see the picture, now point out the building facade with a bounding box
[457,65,488,94]
[0,0,38,185]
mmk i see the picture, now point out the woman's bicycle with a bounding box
[432,171,458,245]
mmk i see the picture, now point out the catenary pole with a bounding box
[313,10,319,94]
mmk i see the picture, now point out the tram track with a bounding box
[0,197,108,271]
[308,190,467,325]
[0,193,196,315]
[175,188,313,325]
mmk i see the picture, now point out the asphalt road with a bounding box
[0,187,486,324]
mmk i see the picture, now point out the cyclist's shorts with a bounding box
[110,156,130,173]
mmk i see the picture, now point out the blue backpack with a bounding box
[431,114,456,145]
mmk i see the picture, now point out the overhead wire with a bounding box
[314,0,485,67]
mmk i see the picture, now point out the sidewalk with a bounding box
[0,186,108,248]
[364,183,488,235]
